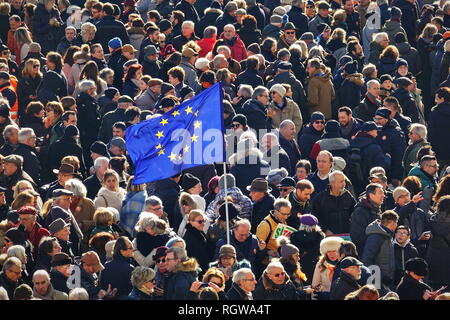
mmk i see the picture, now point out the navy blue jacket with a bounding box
[392,87,419,123]
[288,6,309,38]
[307,171,329,201]
[428,102,450,161]
[94,16,130,52]
[298,125,323,159]
[99,255,135,299]
[376,119,406,180]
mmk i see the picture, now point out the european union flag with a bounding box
[126,82,225,184]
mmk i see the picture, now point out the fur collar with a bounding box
[228,148,263,165]
[178,192,197,215]
[173,257,199,273]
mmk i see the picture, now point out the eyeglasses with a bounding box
[243,277,256,281]
[231,123,242,128]
[260,94,269,98]
[314,120,325,124]
[306,5,314,8]
[271,271,286,277]
[426,164,439,168]
[156,258,166,263]
[194,219,206,224]
[125,246,134,250]
[8,269,22,275]
[33,65,39,68]
[276,210,291,216]
[285,31,295,35]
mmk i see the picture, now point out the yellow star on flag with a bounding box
[168,153,177,161]
[194,121,201,129]
[157,149,165,156]
[191,134,199,142]
[185,106,193,114]
[155,131,164,139]
[172,110,180,117]
[183,145,190,153]
[155,143,162,150]
[160,118,168,126]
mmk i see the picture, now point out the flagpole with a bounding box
[223,161,230,245]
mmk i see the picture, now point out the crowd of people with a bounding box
[0,0,449,301]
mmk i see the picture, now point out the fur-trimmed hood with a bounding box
[228,148,263,165]
[204,7,223,15]
[127,27,146,36]
[345,73,364,86]
[173,257,199,273]
[178,192,197,215]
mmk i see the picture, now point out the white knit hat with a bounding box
[320,237,344,255]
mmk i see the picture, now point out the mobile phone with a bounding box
[200,282,209,288]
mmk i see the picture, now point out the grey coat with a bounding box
[179,59,201,93]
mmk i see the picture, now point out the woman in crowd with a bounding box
[128,266,156,300]
[122,64,143,99]
[34,237,61,273]
[94,170,127,212]
[37,52,67,105]
[17,59,42,123]
[21,102,46,140]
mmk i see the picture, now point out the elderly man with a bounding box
[261,133,291,174]
[217,46,241,75]
[49,252,73,294]
[32,269,68,300]
[278,120,301,175]
[172,21,199,52]
[0,154,35,205]
[373,107,407,185]
[56,26,81,56]
[13,128,40,185]
[18,206,49,257]
[0,257,24,299]
[49,218,73,258]
[214,219,260,266]
[226,268,257,300]
[143,196,168,223]
[164,247,199,300]
[402,124,428,178]
[84,157,109,200]
[41,163,77,202]
[353,80,382,121]
[396,257,433,300]
[78,251,104,300]
[267,83,303,134]
[219,24,247,62]
[307,150,333,199]
[0,125,18,156]
[312,171,356,236]
[179,46,201,93]
[98,95,133,143]
[330,257,362,300]
[241,86,271,134]
[253,261,300,300]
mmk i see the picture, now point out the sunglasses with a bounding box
[285,31,295,35]
[195,219,206,224]
[33,65,39,68]
[156,259,166,263]
[231,124,241,128]
[307,5,314,8]
[314,120,325,124]
[272,271,286,277]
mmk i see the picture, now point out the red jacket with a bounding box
[218,33,248,62]
[25,223,50,257]
[197,37,216,58]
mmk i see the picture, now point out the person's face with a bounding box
[91,8,102,19]
[234,225,250,243]
[373,115,388,127]
[396,192,410,206]
[151,31,160,42]
[312,119,325,131]
[57,195,72,210]
[57,172,73,187]
[423,160,439,176]
[235,13,244,24]
[318,8,330,17]
[3,162,18,176]
[381,80,392,90]
[168,74,179,86]
[397,65,408,76]
[9,19,20,30]
[138,79,148,90]
[64,114,77,127]
[105,73,114,86]
[270,90,282,103]
[369,187,385,206]
[147,203,164,217]
[296,187,312,202]
[284,29,296,40]
[338,112,350,127]
[112,127,126,138]
[121,239,135,258]
[0,192,5,205]
[190,215,206,231]
[326,250,339,261]
[33,275,50,295]
[257,92,270,106]
[189,183,202,195]
[330,174,345,193]
[280,124,296,141]
[65,28,76,41]
[386,220,398,232]
[92,47,104,59]
[316,154,332,174]
[240,272,257,293]
[26,134,37,148]
[12,0,22,9]
[1,49,11,59]
[182,26,194,38]
[150,85,162,95]
[56,226,71,241]
[57,264,72,278]
[249,191,265,202]
[104,176,118,191]
[267,267,286,285]
[261,136,273,151]
[408,130,420,143]
[345,266,361,280]
[295,168,307,181]
[220,255,235,268]
[395,228,410,244]
[368,83,380,97]
[88,86,97,97]
[45,0,55,12]
[223,27,235,40]
[165,252,179,272]
[19,213,35,230]
[51,240,62,256]
[271,43,276,54]
[344,0,354,12]
[96,163,109,179]
[306,3,316,15]
[6,264,22,282]
[8,129,19,145]
[155,255,167,271]
[354,44,363,57]
[3,236,13,250]
[123,51,136,60]
[231,122,244,134]
[274,206,291,223]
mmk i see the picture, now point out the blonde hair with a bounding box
[11,191,35,210]
[22,58,42,79]
[188,209,204,222]
[93,207,114,226]
[13,180,34,200]
[126,176,146,192]
[202,267,226,290]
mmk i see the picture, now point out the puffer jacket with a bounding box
[426,210,450,286]
[350,198,382,254]
[206,187,253,222]
[336,73,364,109]
[164,258,199,300]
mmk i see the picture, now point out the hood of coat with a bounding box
[308,68,332,83]
[127,27,146,36]
[396,42,412,55]
[173,257,199,273]
[345,73,364,86]
[383,20,402,32]
[260,270,292,291]
[365,219,393,238]
[178,191,197,215]
[228,147,263,165]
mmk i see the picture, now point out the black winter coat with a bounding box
[250,194,275,234]
[229,153,270,197]
[195,9,222,36]
[99,255,135,299]
[312,188,356,234]
[396,273,431,300]
[94,16,129,52]
[377,56,397,77]
[336,74,364,109]
[84,175,102,200]
[13,143,41,186]
[76,92,100,152]
[253,275,300,300]
[247,4,266,31]
[47,136,86,176]
[279,135,301,175]
[263,145,291,175]
[428,102,450,161]
[353,94,382,122]
[298,125,323,160]
[393,241,419,286]
[183,224,213,273]
[288,6,309,38]
[32,4,63,53]
[226,283,252,300]
[376,120,406,180]
[426,210,450,286]
[50,269,69,294]
[37,70,68,105]
[21,115,47,139]
[174,0,200,24]
[154,178,181,227]
[241,99,271,133]
[17,75,42,122]
[235,69,264,89]
[237,28,262,48]
[329,270,360,300]
[0,271,24,299]
[392,87,419,123]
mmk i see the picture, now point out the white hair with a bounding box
[69,288,89,300]
[3,124,19,140]
[373,32,389,43]
[224,24,235,32]
[94,157,109,170]
[217,45,231,55]
[266,261,285,273]
[238,84,253,99]
[65,178,87,198]
[367,79,380,89]
[131,266,155,288]
[232,268,253,284]
[262,132,279,145]
[329,170,346,182]
[33,269,50,281]
[18,128,34,143]
[409,123,427,140]
[7,245,26,264]
[182,20,195,29]
[79,79,96,93]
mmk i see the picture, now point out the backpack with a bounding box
[345,146,367,188]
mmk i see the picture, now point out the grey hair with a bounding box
[94,157,109,170]
[291,0,302,6]
[289,44,303,58]
[217,45,231,56]
[166,246,188,261]
[135,212,157,232]
[232,268,253,284]
[99,68,114,80]
[80,22,97,36]
[145,195,162,207]
[3,124,18,140]
[2,257,21,272]
[69,288,89,300]
[0,287,8,300]
[203,26,217,39]
[131,266,155,288]
[252,86,269,99]
[277,48,291,60]
[7,245,26,264]
[280,119,295,129]
[237,84,253,99]
[234,218,251,230]
[369,166,386,176]
[409,123,427,140]
[329,170,346,183]
[262,132,279,145]
[79,79,96,93]
[105,240,116,260]
[266,261,284,273]
[273,198,292,211]
[373,32,388,43]
[182,20,195,29]
[65,178,87,198]
[18,128,34,143]
[212,54,227,68]
[223,24,235,32]
[33,269,50,281]
[367,79,380,89]
[65,25,76,32]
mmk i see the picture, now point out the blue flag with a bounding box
[126,82,225,184]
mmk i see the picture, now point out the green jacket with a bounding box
[402,139,428,178]
[408,165,437,191]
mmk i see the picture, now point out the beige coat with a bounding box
[269,97,303,134]
[306,69,335,119]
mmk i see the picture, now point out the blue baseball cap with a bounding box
[108,37,122,50]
